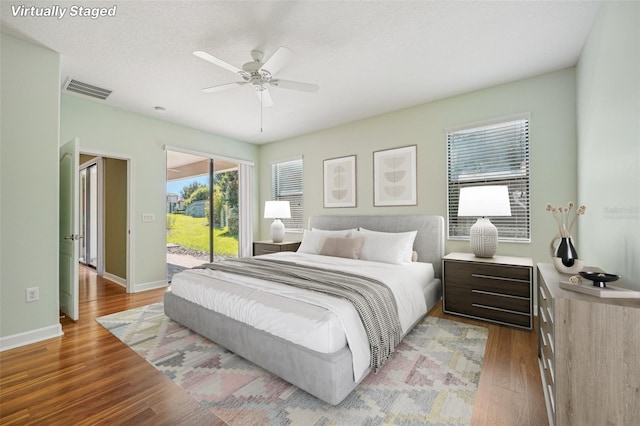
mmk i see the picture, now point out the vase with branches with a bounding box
[546,202,586,273]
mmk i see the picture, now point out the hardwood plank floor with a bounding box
[1,265,547,425]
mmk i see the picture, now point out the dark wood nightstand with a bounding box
[253,240,301,256]
[442,252,533,329]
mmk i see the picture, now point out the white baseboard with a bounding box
[0,324,64,352]
[103,272,126,288]
[134,280,168,293]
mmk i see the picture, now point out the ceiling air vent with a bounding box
[62,78,112,100]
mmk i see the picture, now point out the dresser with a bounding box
[442,252,533,329]
[253,240,301,256]
[537,263,640,426]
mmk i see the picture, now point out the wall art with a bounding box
[323,155,357,208]
[373,145,417,206]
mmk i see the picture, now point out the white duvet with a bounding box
[169,251,434,381]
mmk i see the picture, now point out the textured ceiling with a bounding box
[1,1,601,144]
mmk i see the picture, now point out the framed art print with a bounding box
[373,145,417,206]
[323,155,356,208]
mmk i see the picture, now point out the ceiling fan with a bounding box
[193,47,319,107]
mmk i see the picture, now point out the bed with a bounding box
[164,214,445,405]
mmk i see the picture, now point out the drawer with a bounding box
[254,247,279,255]
[444,285,531,327]
[445,262,531,297]
[538,308,553,338]
[541,331,554,369]
[445,284,531,313]
[253,241,301,256]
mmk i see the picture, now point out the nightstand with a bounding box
[442,252,533,329]
[253,240,301,256]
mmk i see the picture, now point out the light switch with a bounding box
[142,213,155,222]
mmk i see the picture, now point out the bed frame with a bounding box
[164,214,445,405]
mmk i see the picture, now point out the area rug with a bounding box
[97,303,488,425]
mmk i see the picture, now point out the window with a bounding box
[271,157,303,231]
[447,115,530,242]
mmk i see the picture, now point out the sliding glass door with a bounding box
[166,151,239,280]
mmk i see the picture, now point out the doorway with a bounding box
[166,150,239,280]
[78,153,129,287]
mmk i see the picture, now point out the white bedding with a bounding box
[169,251,434,381]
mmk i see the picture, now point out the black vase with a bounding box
[556,236,579,267]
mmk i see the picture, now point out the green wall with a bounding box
[0,34,61,339]
[259,68,578,269]
[60,94,260,290]
[577,1,640,290]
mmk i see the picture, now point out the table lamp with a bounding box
[264,200,291,243]
[457,185,511,258]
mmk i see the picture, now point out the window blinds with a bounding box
[271,158,304,231]
[447,117,530,242]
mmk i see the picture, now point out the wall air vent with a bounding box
[62,78,112,100]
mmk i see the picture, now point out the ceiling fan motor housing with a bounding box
[241,52,272,85]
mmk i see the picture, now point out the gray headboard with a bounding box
[308,215,445,278]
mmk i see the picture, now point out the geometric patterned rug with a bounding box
[97,303,488,425]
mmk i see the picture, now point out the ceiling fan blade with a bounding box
[202,81,247,93]
[261,46,293,74]
[193,50,243,75]
[255,87,274,107]
[271,79,319,93]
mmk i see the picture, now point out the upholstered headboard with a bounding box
[308,215,445,278]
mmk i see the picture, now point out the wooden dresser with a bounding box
[443,252,533,329]
[537,263,640,426]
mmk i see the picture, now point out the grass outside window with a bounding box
[167,213,238,256]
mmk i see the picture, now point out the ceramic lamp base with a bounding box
[470,217,498,258]
[270,218,285,243]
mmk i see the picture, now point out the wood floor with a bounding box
[0,265,547,425]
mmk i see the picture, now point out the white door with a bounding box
[59,138,79,320]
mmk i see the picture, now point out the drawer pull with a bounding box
[540,309,547,324]
[539,286,548,300]
[471,289,529,300]
[541,332,547,347]
[471,273,530,284]
[547,332,554,353]
[472,303,529,316]
[546,307,554,324]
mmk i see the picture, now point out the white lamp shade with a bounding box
[457,185,511,217]
[458,185,511,258]
[264,200,291,219]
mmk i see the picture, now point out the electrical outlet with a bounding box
[26,287,39,302]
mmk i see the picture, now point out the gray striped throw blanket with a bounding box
[196,257,402,371]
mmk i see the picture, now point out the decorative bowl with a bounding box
[579,271,620,288]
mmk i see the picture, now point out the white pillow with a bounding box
[355,228,418,264]
[297,229,353,254]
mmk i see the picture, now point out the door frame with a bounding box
[78,148,134,293]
